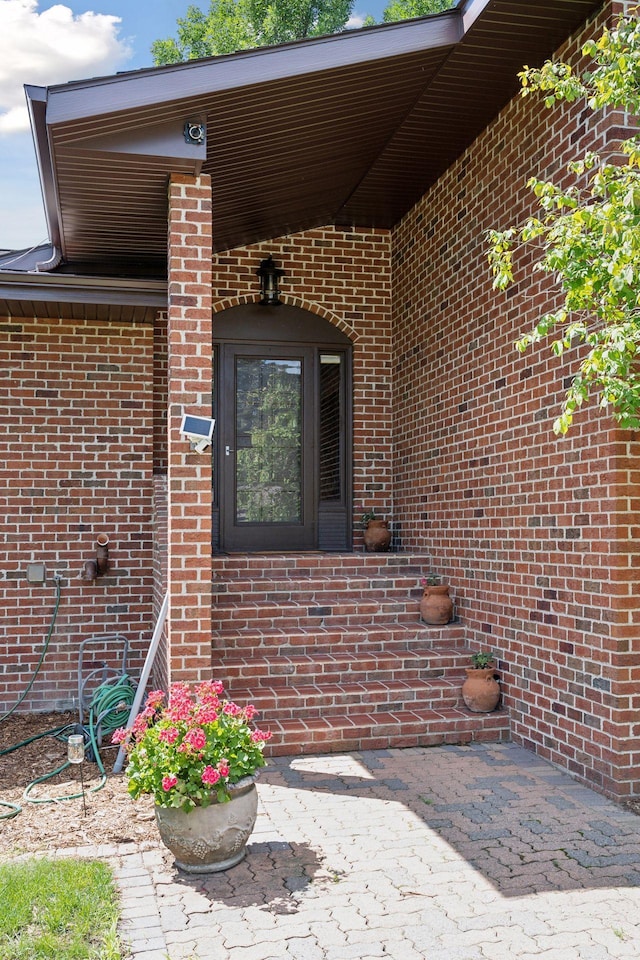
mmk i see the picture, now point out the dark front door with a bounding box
[213,303,352,553]
[221,344,316,551]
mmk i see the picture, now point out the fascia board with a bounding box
[0,272,167,307]
[461,0,494,32]
[44,13,463,125]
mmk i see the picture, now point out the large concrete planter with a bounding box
[155,776,258,873]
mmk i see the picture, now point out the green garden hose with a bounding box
[0,577,62,725]
[0,675,136,818]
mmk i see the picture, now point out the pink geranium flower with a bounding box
[201,765,220,786]
[117,679,271,812]
[158,726,179,744]
[250,729,272,743]
[183,727,206,751]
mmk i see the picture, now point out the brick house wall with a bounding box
[391,2,640,799]
[2,0,637,804]
[0,314,155,712]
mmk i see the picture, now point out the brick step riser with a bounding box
[213,554,432,580]
[213,579,426,602]
[218,654,469,677]
[213,610,442,631]
[213,638,469,670]
[226,690,465,719]
[223,660,468,686]
[262,713,510,756]
[212,624,469,656]
[213,630,470,666]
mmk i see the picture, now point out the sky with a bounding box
[0,0,389,252]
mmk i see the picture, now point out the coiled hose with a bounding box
[0,674,136,820]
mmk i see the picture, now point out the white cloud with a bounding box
[0,0,132,133]
[347,14,366,28]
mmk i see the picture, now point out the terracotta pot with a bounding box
[155,776,258,873]
[419,585,453,624]
[462,666,500,713]
[363,519,391,552]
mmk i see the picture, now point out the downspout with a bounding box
[35,246,63,272]
[24,84,63,273]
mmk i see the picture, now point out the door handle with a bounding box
[225,446,234,456]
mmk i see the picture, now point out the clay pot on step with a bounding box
[462,666,500,713]
[363,519,391,553]
[420,585,453,625]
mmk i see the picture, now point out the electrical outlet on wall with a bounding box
[26,563,46,583]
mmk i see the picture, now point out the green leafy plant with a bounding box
[361,510,379,525]
[113,680,271,812]
[0,858,122,959]
[470,651,496,669]
[488,11,640,434]
[420,574,440,586]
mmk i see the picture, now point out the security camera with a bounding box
[180,414,215,453]
[184,121,206,145]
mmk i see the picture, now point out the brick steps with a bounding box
[222,643,471,686]
[214,623,467,657]
[229,675,464,719]
[213,572,427,603]
[214,553,430,580]
[214,597,439,631]
[265,708,510,756]
[212,553,509,755]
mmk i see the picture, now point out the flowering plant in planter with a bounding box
[112,680,271,813]
[420,575,440,587]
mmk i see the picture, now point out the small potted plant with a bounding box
[112,680,271,873]
[462,651,500,713]
[419,574,453,624]
[361,510,391,552]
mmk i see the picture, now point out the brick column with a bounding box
[166,173,213,684]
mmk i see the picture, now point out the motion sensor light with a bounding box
[179,414,216,452]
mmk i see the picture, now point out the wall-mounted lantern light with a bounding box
[257,255,285,306]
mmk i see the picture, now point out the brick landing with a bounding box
[212,553,509,754]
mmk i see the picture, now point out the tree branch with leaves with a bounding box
[488,12,640,435]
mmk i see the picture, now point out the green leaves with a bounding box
[152,0,356,62]
[487,11,640,434]
[382,0,454,23]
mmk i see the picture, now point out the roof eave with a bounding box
[43,10,465,125]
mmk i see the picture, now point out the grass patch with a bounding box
[0,857,123,959]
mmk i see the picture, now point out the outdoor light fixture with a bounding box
[257,255,285,306]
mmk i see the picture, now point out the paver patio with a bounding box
[100,742,640,959]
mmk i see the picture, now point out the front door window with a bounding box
[235,357,302,525]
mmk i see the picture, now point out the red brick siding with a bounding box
[210,227,393,547]
[391,2,640,799]
[0,315,154,712]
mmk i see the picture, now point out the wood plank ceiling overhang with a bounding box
[27,0,603,278]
